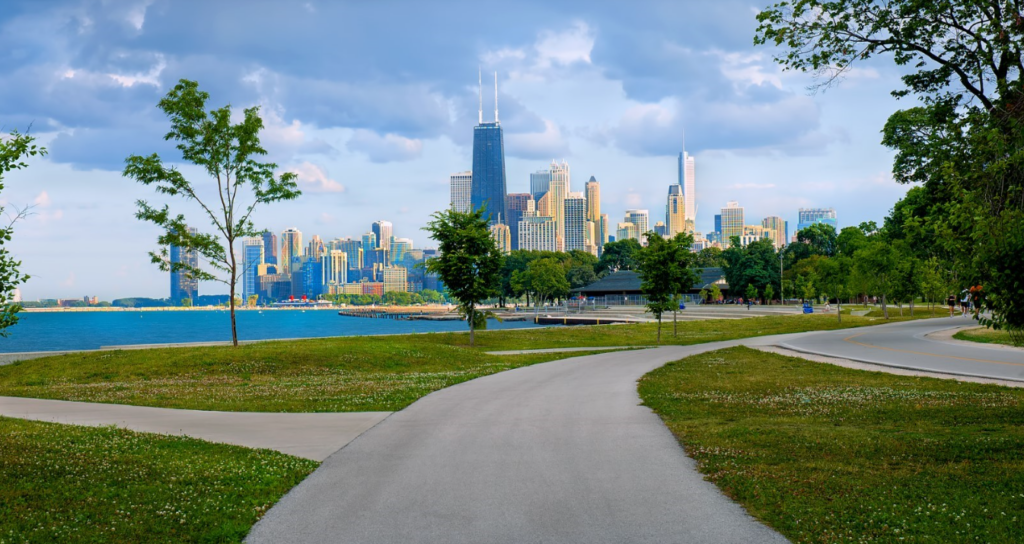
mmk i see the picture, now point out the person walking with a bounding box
[960,290,971,317]
[947,293,956,317]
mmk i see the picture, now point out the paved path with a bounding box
[779,316,1024,382]
[248,340,786,544]
[0,396,390,461]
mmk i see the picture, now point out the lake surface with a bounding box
[0,310,546,353]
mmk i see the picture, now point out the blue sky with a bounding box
[1,0,914,300]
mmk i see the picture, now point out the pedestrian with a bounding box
[824,299,831,312]
[960,290,970,317]
[947,293,956,317]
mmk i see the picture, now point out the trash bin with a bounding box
[802,303,813,314]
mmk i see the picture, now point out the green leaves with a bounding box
[636,232,699,334]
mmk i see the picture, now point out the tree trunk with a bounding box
[673,308,677,337]
[837,302,842,323]
[911,299,915,317]
[882,294,889,320]
[229,245,239,347]
[468,305,475,347]
[657,314,662,344]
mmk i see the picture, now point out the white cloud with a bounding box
[107,57,166,88]
[285,162,345,193]
[33,191,51,207]
[125,1,154,31]
[346,130,423,163]
[505,120,570,159]
[535,22,594,69]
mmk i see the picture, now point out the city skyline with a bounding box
[1,1,914,300]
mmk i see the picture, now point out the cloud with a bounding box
[346,130,423,163]
[285,162,345,193]
[534,22,594,69]
[505,120,570,159]
[33,191,52,207]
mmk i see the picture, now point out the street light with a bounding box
[780,252,784,307]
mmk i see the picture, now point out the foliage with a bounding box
[744,284,758,303]
[124,79,301,346]
[640,347,1024,543]
[636,232,698,342]
[692,246,727,268]
[0,128,46,336]
[796,223,837,257]
[723,238,781,302]
[422,207,504,346]
[709,284,722,303]
[522,258,570,306]
[763,283,775,304]
[596,238,642,275]
[0,417,317,543]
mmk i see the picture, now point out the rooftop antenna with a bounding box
[494,71,499,123]
[478,68,483,125]
[682,128,687,157]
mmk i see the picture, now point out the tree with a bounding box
[710,284,722,303]
[855,241,899,319]
[422,207,504,346]
[636,232,698,342]
[723,238,781,303]
[797,223,838,257]
[0,128,46,336]
[522,258,570,308]
[181,298,193,308]
[596,238,642,275]
[744,284,759,306]
[693,246,727,268]
[124,80,300,347]
[764,283,775,305]
[819,256,852,322]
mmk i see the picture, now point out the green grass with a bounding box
[0,417,317,543]
[0,314,941,412]
[639,347,1024,543]
[955,327,1021,348]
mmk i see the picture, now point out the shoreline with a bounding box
[20,304,455,313]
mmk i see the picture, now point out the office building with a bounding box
[390,237,413,264]
[761,216,787,248]
[518,213,558,252]
[371,221,393,250]
[450,171,472,213]
[361,232,377,255]
[506,193,533,251]
[599,213,609,247]
[563,192,586,252]
[280,228,302,275]
[490,222,512,254]
[585,176,601,247]
[336,238,363,270]
[471,71,508,224]
[242,237,265,302]
[306,235,325,260]
[797,208,837,232]
[720,201,744,244]
[261,231,278,266]
[624,210,649,244]
[383,266,408,293]
[548,160,570,248]
[321,250,348,287]
[530,170,551,202]
[169,226,199,303]
[666,184,685,236]
[680,150,696,233]
[654,221,667,236]
[616,222,639,243]
[714,214,722,236]
[302,259,324,298]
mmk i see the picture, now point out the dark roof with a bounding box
[574,267,728,294]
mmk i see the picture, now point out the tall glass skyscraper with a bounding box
[471,72,507,224]
[261,231,277,266]
[242,237,265,302]
[170,226,198,303]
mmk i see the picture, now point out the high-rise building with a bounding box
[624,210,650,244]
[261,231,278,266]
[548,160,570,248]
[306,235,325,260]
[361,232,377,255]
[536,191,553,218]
[762,216,787,248]
[337,238,363,270]
[797,208,838,232]
[242,237,265,302]
[471,71,507,224]
[714,214,722,236]
[371,221,392,250]
[506,193,533,251]
[390,237,413,264]
[599,213,609,247]
[280,228,302,275]
[721,201,744,244]
[666,184,685,236]
[489,222,512,254]
[654,221,668,236]
[563,192,586,252]
[530,170,551,202]
[682,152,696,233]
[616,222,639,243]
[321,250,347,286]
[518,213,558,252]
[382,266,408,293]
[584,176,601,248]
[169,226,199,303]
[450,171,472,213]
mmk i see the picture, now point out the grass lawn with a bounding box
[954,327,1023,348]
[0,314,928,412]
[0,314,950,413]
[639,346,1024,543]
[0,417,316,543]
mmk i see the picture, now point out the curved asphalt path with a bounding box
[247,341,786,544]
[780,316,1024,382]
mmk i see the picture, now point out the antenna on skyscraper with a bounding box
[682,128,687,157]
[494,71,499,123]
[478,68,483,125]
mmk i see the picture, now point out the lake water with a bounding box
[0,310,547,353]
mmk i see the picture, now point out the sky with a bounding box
[1,0,916,300]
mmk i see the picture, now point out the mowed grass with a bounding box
[0,314,941,412]
[639,347,1024,543]
[955,327,1022,348]
[0,417,316,543]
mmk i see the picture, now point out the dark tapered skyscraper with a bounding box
[471,71,507,224]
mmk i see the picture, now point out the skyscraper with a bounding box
[390,237,413,264]
[616,222,639,243]
[280,228,302,276]
[506,193,533,251]
[471,71,507,224]
[548,160,570,249]
[371,221,393,250]
[450,171,472,213]
[762,216,787,248]
[563,192,586,252]
[518,213,558,252]
[336,238,363,270]
[721,201,744,244]
[169,226,198,303]
[261,230,278,266]
[584,176,601,250]
[666,184,685,236]
[624,209,650,244]
[321,250,347,286]
[797,208,838,232]
[680,145,696,233]
[361,232,377,254]
[530,170,551,202]
[242,237,264,302]
[306,235,325,260]
[489,222,512,254]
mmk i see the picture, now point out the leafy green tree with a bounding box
[181,298,193,308]
[246,294,259,307]
[596,238,642,275]
[819,256,852,322]
[422,207,504,346]
[836,226,869,258]
[636,232,698,342]
[744,284,759,306]
[124,80,300,346]
[796,223,838,257]
[763,283,775,305]
[692,246,726,268]
[855,241,899,319]
[710,284,722,303]
[566,264,597,290]
[0,128,46,336]
[723,238,781,303]
[524,258,570,308]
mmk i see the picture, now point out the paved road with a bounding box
[247,342,787,544]
[0,396,390,461]
[779,316,1024,382]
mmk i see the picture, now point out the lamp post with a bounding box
[780,252,784,307]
